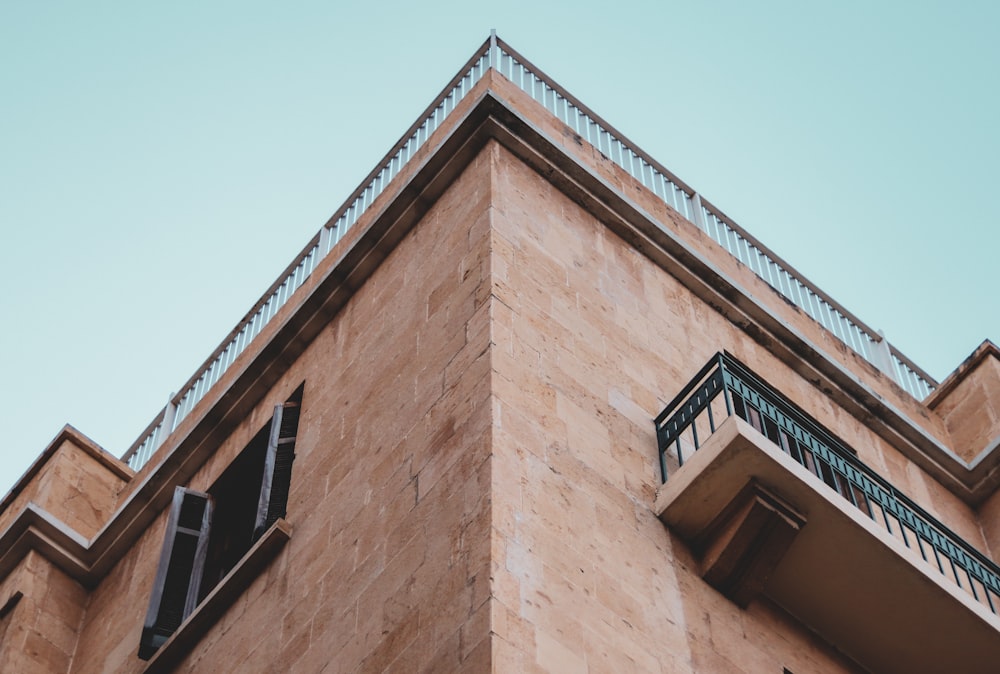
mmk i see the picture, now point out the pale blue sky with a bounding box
[2,1,997,496]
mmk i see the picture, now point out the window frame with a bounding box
[253,400,299,542]
[137,391,302,662]
[138,487,213,660]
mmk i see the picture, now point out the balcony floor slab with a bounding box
[655,416,1000,674]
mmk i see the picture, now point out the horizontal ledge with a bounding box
[141,518,292,674]
[0,504,96,586]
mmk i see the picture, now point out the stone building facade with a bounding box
[2,35,999,673]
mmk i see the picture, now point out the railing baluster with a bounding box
[513,37,908,399]
[123,36,936,492]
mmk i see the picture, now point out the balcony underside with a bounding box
[655,417,1000,674]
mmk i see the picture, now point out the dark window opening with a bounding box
[200,427,268,599]
[138,384,303,661]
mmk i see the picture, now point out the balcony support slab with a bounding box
[655,416,1000,674]
[699,481,805,608]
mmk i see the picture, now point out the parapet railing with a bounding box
[655,353,1000,615]
[122,33,936,471]
[491,39,936,401]
[120,38,495,470]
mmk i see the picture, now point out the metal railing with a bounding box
[655,353,1000,615]
[492,39,936,401]
[123,33,936,471]
[121,38,495,470]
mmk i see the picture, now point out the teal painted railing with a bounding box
[656,353,999,615]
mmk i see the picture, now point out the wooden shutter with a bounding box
[138,487,213,660]
[253,401,300,542]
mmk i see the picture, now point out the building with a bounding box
[2,33,999,673]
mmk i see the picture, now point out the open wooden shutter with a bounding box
[138,486,213,660]
[252,401,300,542]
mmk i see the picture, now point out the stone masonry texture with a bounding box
[2,92,1000,672]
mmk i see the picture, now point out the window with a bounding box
[138,388,302,660]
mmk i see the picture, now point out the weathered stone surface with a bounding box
[0,429,127,539]
[1,68,997,674]
[931,342,1000,461]
[487,144,870,672]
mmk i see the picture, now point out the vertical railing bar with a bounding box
[127,37,935,479]
[658,353,994,613]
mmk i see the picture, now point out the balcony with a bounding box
[654,354,1000,673]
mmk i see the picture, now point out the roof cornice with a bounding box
[2,72,996,589]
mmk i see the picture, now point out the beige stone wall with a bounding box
[935,351,1000,461]
[0,435,126,539]
[487,75,993,553]
[485,141,946,672]
[0,552,87,674]
[69,147,497,673]
[5,105,995,673]
[487,74,947,448]
[979,488,1000,561]
[940,349,1000,556]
